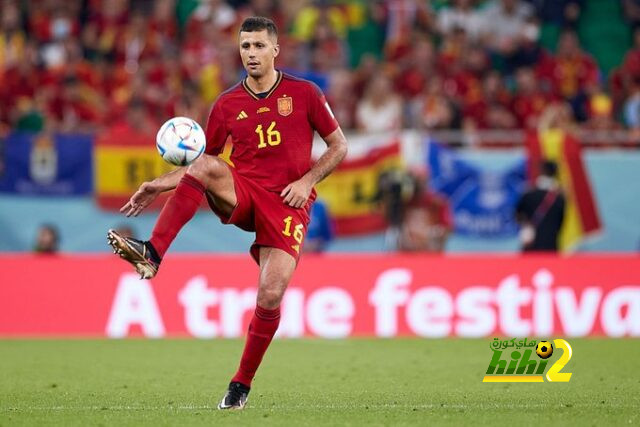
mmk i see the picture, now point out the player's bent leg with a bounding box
[108,155,238,279]
[149,155,238,258]
[218,248,296,410]
[186,155,237,218]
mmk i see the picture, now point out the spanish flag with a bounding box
[94,125,175,210]
[95,127,233,211]
[316,142,402,235]
[525,129,601,250]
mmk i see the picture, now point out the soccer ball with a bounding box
[536,341,554,359]
[156,117,206,166]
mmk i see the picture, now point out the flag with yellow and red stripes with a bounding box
[525,129,602,250]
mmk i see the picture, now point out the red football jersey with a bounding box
[204,71,339,193]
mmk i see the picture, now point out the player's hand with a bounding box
[120,181,162,217]
[280,177,313,209]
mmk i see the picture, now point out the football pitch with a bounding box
[1,339,638,426]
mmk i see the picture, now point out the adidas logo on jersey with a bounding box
[236,111,248,120]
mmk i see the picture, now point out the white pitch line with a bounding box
[0,402,637,411]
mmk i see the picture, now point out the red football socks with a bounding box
[232,305,281,388]
[149,173,205,258]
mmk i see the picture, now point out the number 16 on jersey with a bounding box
[282,215,304,253]
[256,121,281,148]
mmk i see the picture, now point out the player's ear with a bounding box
[273,43,279,58]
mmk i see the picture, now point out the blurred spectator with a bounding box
[81,0,129,61]
[188,0,237,33]
[516,160,565,252]
[537,101,577,133]
[173,81,208,126]
[28,0,80,47]
[526,0,582,29]
[411,75,459,130]
[2,43,43,130]
[447,43,492,125]
[503,18,544,74]
[398,169,453,252]
[586,90,620,130]
[352,54,379,98]
[50,75,102,132]
[12,93,47,132]
[304,199,335,253]
[291,1,348,43]
[479,0,536,57]
[115,10,163,74]
[383,0,433,60]
[326,69,357,130]
[356,73,403,133]
[614,27,640,109]
[624,77,640,129]
[149,0,178,40]
[537,29,599,121]
[436,0,483,40]
[100,97,157,145]
[0,0,27,71]
[512,66,554,128]
[237,0,288,32]
[126,96,157,133]
[477,71,517,129]
[307,11,349,73]
[395,36,438,98]
[439,26,469,70]
[0,0,636,133]
[34,224,60,254]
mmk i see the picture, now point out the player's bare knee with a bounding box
[187,156,226,182]
[257,287,284,309]
[186,156,207,180]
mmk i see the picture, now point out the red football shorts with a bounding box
[206,164,313,264]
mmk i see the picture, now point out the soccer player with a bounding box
[106,17,347,410]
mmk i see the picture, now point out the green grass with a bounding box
[1,339,638,426]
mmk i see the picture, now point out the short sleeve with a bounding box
[204,99,229,156]
[308,83,339,138]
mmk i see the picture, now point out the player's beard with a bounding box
[246,64,266,79]
[247,68,262,79]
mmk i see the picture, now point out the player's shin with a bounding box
[149,173,205,258]
[231,305,281,387]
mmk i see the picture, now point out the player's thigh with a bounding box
[256,247,297,309]
[187,155,237,217]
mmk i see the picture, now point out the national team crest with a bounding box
[277,96,293,116]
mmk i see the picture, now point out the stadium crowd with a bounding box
[2,0,640,137]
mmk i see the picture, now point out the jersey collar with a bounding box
[242,70,283,100]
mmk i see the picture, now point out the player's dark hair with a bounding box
[239,16,278,38]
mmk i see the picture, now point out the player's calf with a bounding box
[107,229,161,279]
